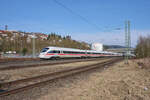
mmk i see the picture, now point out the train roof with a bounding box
[46,46,86,52]
[46,46,104,53]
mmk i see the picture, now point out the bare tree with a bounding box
[135,35,150,58]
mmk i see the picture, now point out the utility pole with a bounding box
[32,34,36,58]
[128,21,131,53]
[125,21,128,64]
[5,25,8,30]
[125,20,131,64]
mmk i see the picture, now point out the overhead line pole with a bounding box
[125,20,131,64]
[32,34,36,58]
[128,21,131,53]
[125,21,128,64]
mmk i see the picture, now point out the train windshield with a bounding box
[41,48,49,53]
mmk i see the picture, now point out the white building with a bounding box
[91,43,103,51]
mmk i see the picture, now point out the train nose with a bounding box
[39,53,46,58]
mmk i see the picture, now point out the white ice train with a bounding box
[39,46,122,59]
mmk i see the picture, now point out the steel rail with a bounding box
[0,58,112,89]
[0,57,110,70]
[0,58,122,97]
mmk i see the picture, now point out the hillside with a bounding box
[104,45,126,49]
[0,30,90,55]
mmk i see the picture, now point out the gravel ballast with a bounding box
[0,59,110,82]
[1,58,149,100]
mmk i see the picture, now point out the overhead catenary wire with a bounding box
[53,0,103,31]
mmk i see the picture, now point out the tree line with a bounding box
[135,35,150,58]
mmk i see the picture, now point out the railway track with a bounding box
[0,58,40,63]
[0,57,110,70]
[0,58,122,97]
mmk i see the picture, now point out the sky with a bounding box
[0,0,150,47]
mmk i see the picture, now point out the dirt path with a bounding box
[37,59,150,100]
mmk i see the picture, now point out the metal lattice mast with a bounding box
[128,21,131,54]
[125,21,128,64]
[125,20,131,64]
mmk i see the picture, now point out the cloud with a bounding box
[72,30,150,47]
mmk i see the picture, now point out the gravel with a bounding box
[0,59,110,82]
[2,58,149,100]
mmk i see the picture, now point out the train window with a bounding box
[74,51,79,54]
[48,50,60,53]
[71,51,75,54]
[87,52,91,54]
[48,51,52,53]
[41,48,49,52]
[76,52,81,54]
[63,51,70,54]
[71,51,76,54]
[53,50,60,53]
[62,51,85,54]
